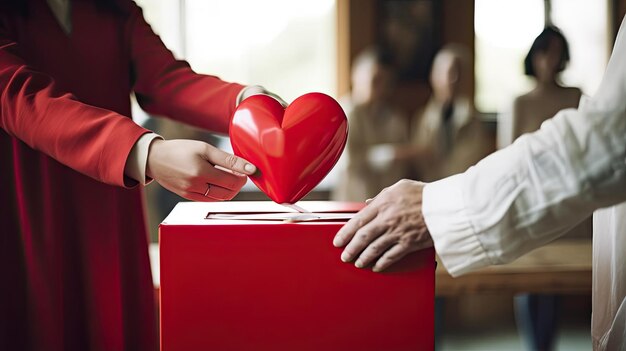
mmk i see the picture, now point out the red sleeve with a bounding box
[127,3,245,135]
[0,23,149,188]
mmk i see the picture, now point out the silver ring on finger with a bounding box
[203,184,211,197]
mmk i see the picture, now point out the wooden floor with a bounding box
[440,323,591,351]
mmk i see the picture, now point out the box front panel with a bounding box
[161,221,434,351]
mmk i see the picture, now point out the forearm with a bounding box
[0,50,149,187]
[424,99,626,276]
[134,64,243,134]
[424,15,626,276]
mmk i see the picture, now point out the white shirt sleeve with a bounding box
[125,133,163,185]
[423,17,626,277]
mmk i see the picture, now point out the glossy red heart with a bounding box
[230,93,348,204]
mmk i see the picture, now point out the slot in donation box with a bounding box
[159,201,435,351]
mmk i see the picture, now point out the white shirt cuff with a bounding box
[422,173,493,277]
[125,133,163,186]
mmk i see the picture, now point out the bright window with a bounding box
[474,0,545,113]
[135,0,337,103]
[551,0,610,97]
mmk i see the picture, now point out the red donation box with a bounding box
[159,201,435,351]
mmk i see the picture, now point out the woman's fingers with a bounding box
[201,165,248,191]
[203,144,256,175]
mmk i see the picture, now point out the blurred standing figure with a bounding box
[510,26,588,351]
[410,44,492,182]
[512,26,582,137]
[333,48,410,201]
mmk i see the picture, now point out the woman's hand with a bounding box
[146,139,256,202]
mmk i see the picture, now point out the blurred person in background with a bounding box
[0,0,283,349]
[510,26,589,351]
[512,26,582,138]
[408,44,492,183]
[332,48,411,201]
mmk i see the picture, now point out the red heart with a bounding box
[230,93,348,204]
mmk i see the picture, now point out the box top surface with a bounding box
[161,201,365,225]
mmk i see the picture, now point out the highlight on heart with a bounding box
[229,92,348,204]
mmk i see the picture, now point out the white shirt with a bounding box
[422,16,626,351]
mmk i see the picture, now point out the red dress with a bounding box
[0,1,243,350]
